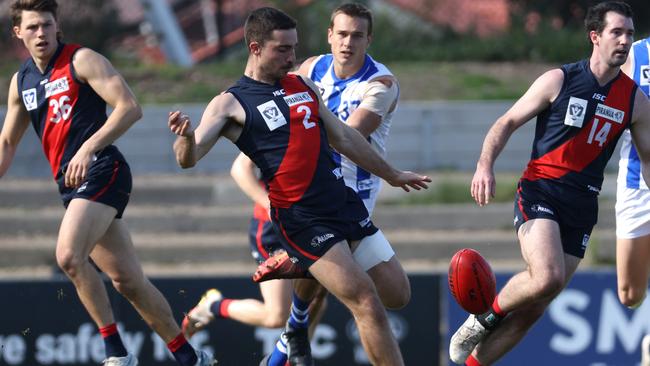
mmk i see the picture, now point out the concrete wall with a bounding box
[1,101,619,178]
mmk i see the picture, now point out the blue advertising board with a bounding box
[0,274,439,365]
[446,270,650,365]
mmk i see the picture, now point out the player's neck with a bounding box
[30,42,59,73]
[589,57,620,86]
[244,61,280,85]
[333,58,365,80]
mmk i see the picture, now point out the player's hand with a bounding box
[65,148,95,188]
[168,111,194,137]
[388,171,431,192]
[471,164,495,206]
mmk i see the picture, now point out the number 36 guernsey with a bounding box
[17,44,108,179]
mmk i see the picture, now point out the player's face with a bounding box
[593,11,634,68]
[328,13,371,67]
[13,10,59,61]
[258,29,297,80]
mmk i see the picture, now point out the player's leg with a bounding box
[228,279,293,327]
[471,252,580,365]
[450,218,577,364]
[308,240,403,366]
[616,235,650,307]
[56,199,117,327]
[352,230,410,309]
[91,219,210,366]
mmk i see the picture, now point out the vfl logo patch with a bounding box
[257,100,287,131]
[595,103,624,124]
[564,97,588,127]
[283,92,313,107]
[44,77,69,98]
[22,88,38,111]
[641,65,649,86]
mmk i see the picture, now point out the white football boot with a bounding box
[449,315,488,364]
[102,353,137,366]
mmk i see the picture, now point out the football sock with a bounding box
[99,323,128,358]
[167,333,198,366]
[209,298,233,319]
[287,292,310,329]
[477,296,506,330]
[466,354,483,366]
[267,336,288,366]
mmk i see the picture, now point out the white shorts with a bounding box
[616,187,650,239]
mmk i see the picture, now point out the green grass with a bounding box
[384,175,520,205]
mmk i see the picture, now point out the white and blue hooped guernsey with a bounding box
[308,53,396,214]
[618,38,650,190]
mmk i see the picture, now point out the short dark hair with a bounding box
[584,1,633,40]
[244,7,297,47]
[10,0,58,27]
[330,3,373,36]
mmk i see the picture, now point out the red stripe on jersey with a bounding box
[523,76,635,181]
[41,45,81,177]
[268,75,322,208]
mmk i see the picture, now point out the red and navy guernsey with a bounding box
[521,59,637,194]
[17,43,112,179]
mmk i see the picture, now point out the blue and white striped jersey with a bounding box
[618,38,650,190]
[308,53,396,214]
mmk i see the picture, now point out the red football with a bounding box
[448,248,496,314]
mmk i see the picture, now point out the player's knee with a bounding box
[533,269,565,298]
[264,308,290,328]
[55,249,85,277]
[382,283,411,310]
[618,286,646,308]
[111,273,141,299]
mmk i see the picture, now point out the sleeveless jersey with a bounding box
[618,38,650,190]
[17,43,110,179]
[521,59,637,194]
[231,74,348,212]
[308,54,394,212]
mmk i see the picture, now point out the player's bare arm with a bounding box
[300,76,429,191]
[629,89,650,184]
[0,73,31,178]
[170,92,244,168]
[64,48,142,188]
[231,152,270,208]
[472,68,564,206]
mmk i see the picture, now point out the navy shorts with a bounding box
[57,147,132,218]
[514,179,597,258]
[249,217,285,264]
[271,187,378,269]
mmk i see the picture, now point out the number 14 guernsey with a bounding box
[522,59,637,194]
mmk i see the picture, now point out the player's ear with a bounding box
[13,25,22,39]
[249,41,261,55]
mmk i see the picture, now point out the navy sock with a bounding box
[99,323,128,358]
[167,333,198,366]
